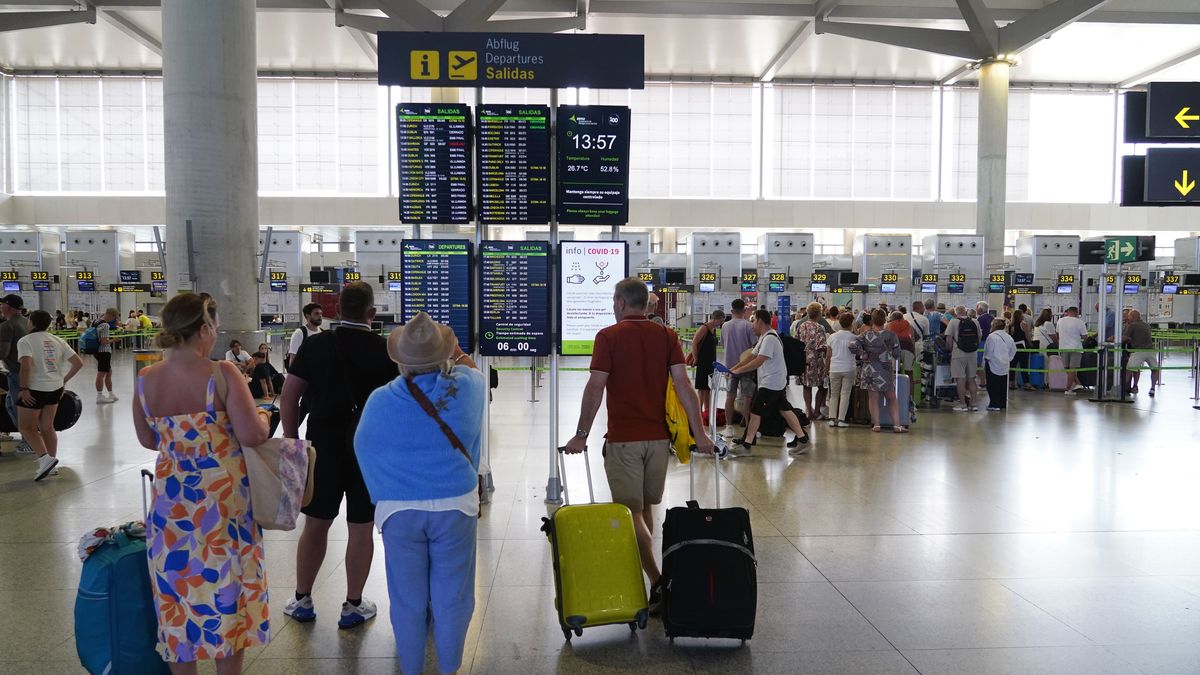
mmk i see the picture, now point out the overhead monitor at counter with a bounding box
[881,282,897,294]
[810,282,828,293]
[2,281,19,293]
[946,282,965,293]
[1057,284,1074,294]
[387,281,403,292]
[920,282,937,294]
[698,282,715,293]
[1161,284,1178,295]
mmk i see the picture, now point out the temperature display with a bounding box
[556,105,631,225]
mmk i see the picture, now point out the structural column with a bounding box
[976,59,1010,282]
[162,0,261,349]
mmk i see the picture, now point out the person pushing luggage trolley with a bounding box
[564,277,713,615]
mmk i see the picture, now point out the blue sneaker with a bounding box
[338,598,377,630]
[283,595,316,623]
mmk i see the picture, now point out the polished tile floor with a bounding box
[2,353,1199,674]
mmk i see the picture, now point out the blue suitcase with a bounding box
[1027,353,1046,389]
[877,374,913,428]
[75,470,168,674]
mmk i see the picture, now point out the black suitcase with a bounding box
[758,406,809,438]
[0,390,81,433]
[660,372,756,644]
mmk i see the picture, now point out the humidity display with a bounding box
[401,240,474,351]
[556,105,631,225]
[397,103,472,224]
[477,105,550,225]
[479,241,551,356]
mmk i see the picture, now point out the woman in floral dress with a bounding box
[850,308,906,433]
[132,293,272,675]
[792,302,830,420]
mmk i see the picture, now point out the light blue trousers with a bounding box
[382,510,477,675]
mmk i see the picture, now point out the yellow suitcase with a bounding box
[541,448,649,640]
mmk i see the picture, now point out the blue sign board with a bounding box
[777,296,791,337]
[378,32,644,89]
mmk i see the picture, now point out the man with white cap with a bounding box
[355,312,484,675]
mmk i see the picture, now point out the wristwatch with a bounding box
[575,428,589,439]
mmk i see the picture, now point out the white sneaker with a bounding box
[96,393,109,404]
[1064,389,1077,396]
[34,454,58,481]
[953,405,970,412]
[1070,385,1086,392]
[837,421,850,428]
[105,392,119,402]
[338,598,377,629]
[48,466,59,476]
[0,432,11,442]
[283,595,316,623]
[721,425,736,437]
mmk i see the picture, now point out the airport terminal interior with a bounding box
[2,0,1200,673]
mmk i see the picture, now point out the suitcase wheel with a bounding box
[561,627,572,641]
[628,621,638,633]
[574,627,583,637]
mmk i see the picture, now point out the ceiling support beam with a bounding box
[338,0,585,34]
[325,0,376,66]
[812,0,839,20]
[96,8,161,54]
[443,0,509,31]
[1118,42,1200,90]
[0,6,95,32]
[956,0,997,55]
[370,0,442,30]
[998,0,1112,54]
[759,20,814,83]
[483,15,585,32]
[814,19,981,60]
[939,62,975,86]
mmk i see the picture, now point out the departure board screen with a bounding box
[479,241,551,356]
[397,103,472,225]
[401,240,474,351]
[477,105,551,225]
[556,105,631,225]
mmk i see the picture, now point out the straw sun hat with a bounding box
[387,311,458,370]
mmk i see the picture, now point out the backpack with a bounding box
[777,333,807,377]
[79,323,101,355]
[955,319,980,354]
[283,325,309,372]
[74,523,169,675]
[665,380,695,464]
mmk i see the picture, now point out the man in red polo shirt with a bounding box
[565,277,713,614]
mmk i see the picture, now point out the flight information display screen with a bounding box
[477,105,551,225]
[556,105,631,225]
[479,241,551,356]
[401,240,474,351]
[397,103,472,224]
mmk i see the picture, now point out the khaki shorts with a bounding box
[950,353,977,380]
[1063,352,1082,369]
[900,350,916,372]
[1127,351,1158,371]
[603,440,671,513]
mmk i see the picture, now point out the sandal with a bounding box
[871,426,881,433]
[893,426,908,434]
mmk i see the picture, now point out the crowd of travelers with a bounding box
[2,275,1163,674]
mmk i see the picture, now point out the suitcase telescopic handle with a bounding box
[556,447,596,506]
[140,469,154,521]
[696,371,725,509]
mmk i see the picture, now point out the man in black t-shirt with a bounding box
[247,351,284,399]
[280,282,398,630]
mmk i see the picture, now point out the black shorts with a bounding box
[694,363,714,391]
[749,387,792,417]
[16,387,64,409]
[95,352,112,372]
[301,429,374,524]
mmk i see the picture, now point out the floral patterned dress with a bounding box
[794,320,829,388]
[138,375,269,663]
[850,329,902,393]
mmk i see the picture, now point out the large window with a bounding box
[7,75,1121,205]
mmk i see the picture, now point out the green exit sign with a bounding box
[1106,237,1137,264]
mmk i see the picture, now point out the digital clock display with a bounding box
[556,105,631,226]
[119,270,142,283]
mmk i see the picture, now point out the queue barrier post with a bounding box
[133,349,164,376]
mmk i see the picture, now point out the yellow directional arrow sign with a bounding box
[1177,107,1200,129]
[1177,169,1197,197]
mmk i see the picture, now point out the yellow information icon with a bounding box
[410,50,439,80]
[448,51,478,80]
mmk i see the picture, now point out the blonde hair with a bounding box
[807,302,822,320]
[156,293,217,349]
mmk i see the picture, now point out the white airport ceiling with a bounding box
[0,1,1199,86]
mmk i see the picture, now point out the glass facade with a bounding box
[7,76,1121,204]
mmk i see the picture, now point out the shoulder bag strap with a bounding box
[404,377,473,468]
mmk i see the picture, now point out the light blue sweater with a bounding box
[354,365,486,502]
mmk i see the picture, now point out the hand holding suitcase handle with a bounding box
[556,446,596,506]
